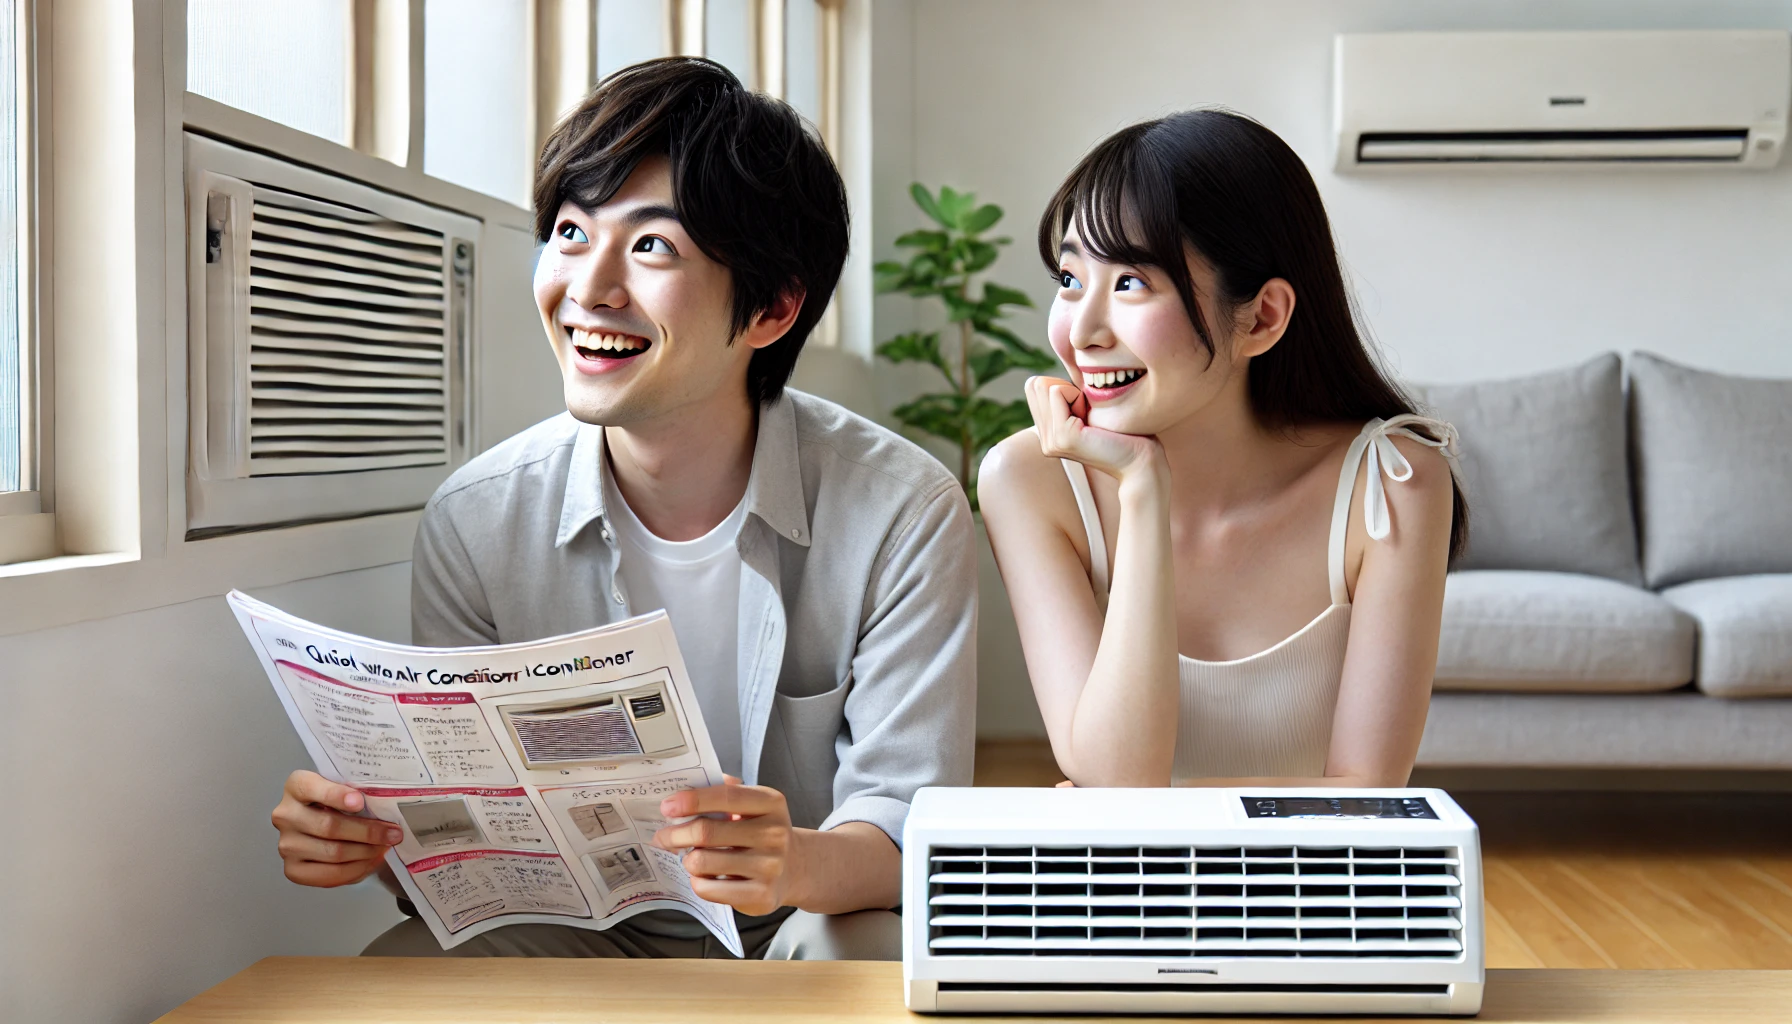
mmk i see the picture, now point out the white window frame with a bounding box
[0,0,53,565]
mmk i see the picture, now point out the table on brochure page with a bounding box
[154,959,1792,1023]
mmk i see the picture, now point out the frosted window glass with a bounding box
[784,0,819,127]
[187,0,350,145]
[0,0,18,492]
[424,0,533,208]
[705,0,753,86]
[597,0,666,82]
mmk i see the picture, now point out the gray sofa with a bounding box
[1412,353,1792,773]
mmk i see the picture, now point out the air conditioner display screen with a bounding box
[1243,796,1437,819]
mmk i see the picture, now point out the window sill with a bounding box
[0,509,421,637]
[0,512,59,566]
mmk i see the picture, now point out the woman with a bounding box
[980,110,1465,788]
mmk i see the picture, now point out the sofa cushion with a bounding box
[1660,574,1792,698]
[1419,353,1639,584]
[1435,570,1693,693]
[1631,352,1792,589]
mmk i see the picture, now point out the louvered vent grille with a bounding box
[928,845,1463,959]
[247,186,448,476]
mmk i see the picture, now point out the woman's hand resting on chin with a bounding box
[1024,376,1167,487]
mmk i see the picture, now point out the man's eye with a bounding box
[1116,274,1146,292]
[557,223,589,244]
[1058,270,1083,290]
[633,236,675,255]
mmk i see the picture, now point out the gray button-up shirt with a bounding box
[409,390,978,845]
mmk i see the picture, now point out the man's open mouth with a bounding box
[569,327,653,361]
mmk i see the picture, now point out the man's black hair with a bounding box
[535,57,849,405]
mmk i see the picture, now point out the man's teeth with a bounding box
[1089,369,1144,389]
[572,329,648,354]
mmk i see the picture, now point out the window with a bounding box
[0,0,53,567]
[596,0,664,81]
[186,0,352,146]
[0,0,19,493]
[423,0,533,207]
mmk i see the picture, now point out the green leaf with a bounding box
[937,186,975,227]
[873,260,909,294]
[910,183,950,228]
[894,229,951,252]
[958,203,1002,234]
[967,347,1014,388]
[973,320,1034,352]
[963,240,1000,273]
[874,330,955,385]
[891,392,970,447]
[982,283,1034,309]
[968,397,1036,454]
[940,291,979,323]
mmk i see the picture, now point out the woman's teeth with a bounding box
[571,328,649,357]
[1088,369,1144,389]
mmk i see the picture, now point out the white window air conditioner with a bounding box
[1334,30,1791,171]
[903,787,1483,1016]
[185,133,479,537]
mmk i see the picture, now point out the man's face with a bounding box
[533,154,749,426]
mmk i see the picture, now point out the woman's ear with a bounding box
[1236,278,1296,358]
[741,286,807,351]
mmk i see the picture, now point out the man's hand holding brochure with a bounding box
[231,590,744,955]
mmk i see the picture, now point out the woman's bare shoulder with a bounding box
[979,430,1083,533]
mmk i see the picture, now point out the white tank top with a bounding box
[1061,415,1458,783]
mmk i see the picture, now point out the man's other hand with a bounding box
[272,770,403,887]
[652,776,798,916]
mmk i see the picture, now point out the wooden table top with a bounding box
[154,958,1792,1023]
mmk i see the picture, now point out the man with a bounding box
[268,57,976,960]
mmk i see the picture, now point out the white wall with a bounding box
[891,0,1792,385]
[0,567,412,1023]
[862,0,1792,735]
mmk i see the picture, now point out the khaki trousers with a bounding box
[362,906,902,961]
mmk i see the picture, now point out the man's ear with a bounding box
[1235,277,1295,359]
[741,286,807,351]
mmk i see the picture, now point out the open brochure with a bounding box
[227,590,742,955]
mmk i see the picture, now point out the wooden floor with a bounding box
[973,739,1792,970]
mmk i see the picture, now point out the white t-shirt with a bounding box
[605,473,748,778]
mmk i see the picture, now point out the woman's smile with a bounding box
[1079,365,1147,402]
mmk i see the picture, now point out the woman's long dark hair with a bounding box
[1038,109,1467,558]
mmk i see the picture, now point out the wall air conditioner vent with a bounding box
[1357,129,1752,165]
[245,189,451,475]
[927,844,1464,959]
[186,133,480,537]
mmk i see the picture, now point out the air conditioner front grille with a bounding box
[927,845,1463,959]
[246,187,448,476]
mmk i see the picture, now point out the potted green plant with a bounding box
[875,184,1057,509]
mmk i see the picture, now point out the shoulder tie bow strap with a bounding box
[1326,414,1462,606]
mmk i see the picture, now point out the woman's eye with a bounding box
[633,236,675,256]
[1058,270,1083,290]
[1116,274,1146,292]
[557,223,589,244]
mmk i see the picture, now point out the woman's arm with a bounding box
[981,378,1183,787]
[1321,437,1455,786]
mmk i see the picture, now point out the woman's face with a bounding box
[1047,224,1246,436]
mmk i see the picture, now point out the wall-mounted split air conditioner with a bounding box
[184,133,480,537]
[1334,30,1792,171]
[903,786,1483,1017]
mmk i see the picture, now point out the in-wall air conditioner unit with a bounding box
[1335,30,1791,171]
[185,133,479,537]
[903,787,1483,1016]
